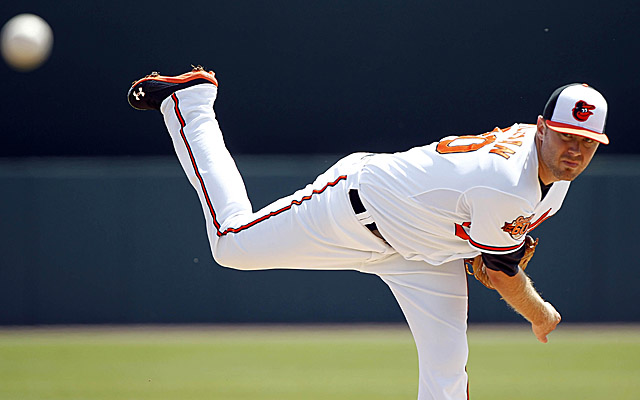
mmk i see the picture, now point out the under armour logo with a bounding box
[133,87,145,101]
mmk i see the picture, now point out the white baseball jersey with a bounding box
[358,124,570,265]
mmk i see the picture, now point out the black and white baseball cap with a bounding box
[542,83,609,144]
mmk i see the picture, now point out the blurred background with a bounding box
[1,0,639,326]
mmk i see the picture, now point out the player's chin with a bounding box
[554,167,584,182]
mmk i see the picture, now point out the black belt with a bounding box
[348,189,386,242]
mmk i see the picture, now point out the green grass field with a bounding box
[0,324,638,400]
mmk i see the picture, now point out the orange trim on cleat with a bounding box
[131,69,218,88]
[127,66,219,111]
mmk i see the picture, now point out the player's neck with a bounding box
[535,136,557,186]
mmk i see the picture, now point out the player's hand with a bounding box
[531,302,561,343]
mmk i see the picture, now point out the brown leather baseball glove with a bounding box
[464,235,539,290]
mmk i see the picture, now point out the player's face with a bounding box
[536,117,599,184]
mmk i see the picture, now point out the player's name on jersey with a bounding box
[436,124,531,160]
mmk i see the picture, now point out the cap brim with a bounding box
[546,120,609,145]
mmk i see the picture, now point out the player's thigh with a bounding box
[212,191,388,271]
[376,257,469,372]
[211,152,390,270]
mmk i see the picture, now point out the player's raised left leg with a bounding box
[127,67,392,271]
[128,67,256,254]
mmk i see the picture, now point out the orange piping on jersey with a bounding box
[455,222,471,241]
[219,175,347,236]
[468,237,523,252]
[172,92,347,237]
[528,209,552,232]
[455,222,522,251]
[172,92,222,233]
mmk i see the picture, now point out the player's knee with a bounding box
[211,245,262,271]
[212,251,246,270]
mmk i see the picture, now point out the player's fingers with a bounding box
[532,325,548,343]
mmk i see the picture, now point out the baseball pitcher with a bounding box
[127,67,608,400]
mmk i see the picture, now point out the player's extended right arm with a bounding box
[485,267,561,343]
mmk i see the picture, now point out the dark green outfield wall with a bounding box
[1,0,639,158]
[1,155,638,325]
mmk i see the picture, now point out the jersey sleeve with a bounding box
[481,246,525,277]
[463,187,533,254]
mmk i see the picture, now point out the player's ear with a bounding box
[536,116,546,141]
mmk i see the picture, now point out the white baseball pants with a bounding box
[159,84,470,400]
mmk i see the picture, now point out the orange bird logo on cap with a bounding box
[572,100,596,122]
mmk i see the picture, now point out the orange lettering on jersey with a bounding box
[498,140,522,146]
[436,125,530,156]
[489,144,516,159]
[501,215,533,240]
[436,133,497,154]
[507,125,528,139]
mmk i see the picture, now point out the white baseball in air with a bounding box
[1,14,53,72]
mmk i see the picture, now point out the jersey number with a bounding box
[436,132,497,154]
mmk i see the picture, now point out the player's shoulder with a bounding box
[484,123,537,168]
[449,123,537,169]
[467,123,539,197]
[492,123,537,145]
[429,123,536,159]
